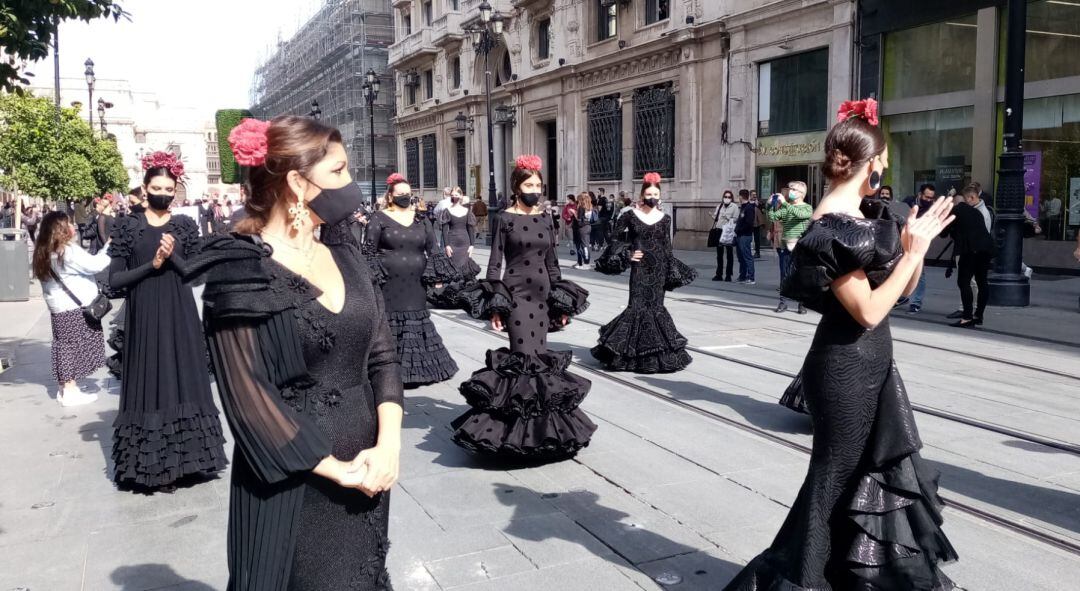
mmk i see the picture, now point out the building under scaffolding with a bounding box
[251,0,397,200]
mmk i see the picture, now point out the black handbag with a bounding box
[706,206,722,247]
[50,270,112,325]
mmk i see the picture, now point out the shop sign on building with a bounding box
[755,131,826,166]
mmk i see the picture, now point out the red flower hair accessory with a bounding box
[141,150,186,180]
[228,118,270,167]
[643,172,662,185]
[514,154,543,171]
[837,98,879,126]
[386,172,407,186]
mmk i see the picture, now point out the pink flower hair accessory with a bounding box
[386,172,407,186]
[837,98,879,127]
[228,118,270,167]
[643,172,662,185]
[514,154,543,171]
[141,150,187,180]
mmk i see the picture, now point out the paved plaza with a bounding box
[2,247,1079,590]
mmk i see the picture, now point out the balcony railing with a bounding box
[432,11,465,47]
[388,28,437,67]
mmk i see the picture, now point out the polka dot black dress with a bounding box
[365,210,458,387]
[453,210,595,460]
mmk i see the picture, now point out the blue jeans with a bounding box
[777,247,793,300]
[736,235,755,281]
[911,268,927,308]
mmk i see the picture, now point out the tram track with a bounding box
[430,309,1080,557]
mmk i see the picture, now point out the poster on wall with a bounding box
[1069,178,1080,227]
[934,156,966,197]
[758,168,775,199]
[1023,152,1042,220]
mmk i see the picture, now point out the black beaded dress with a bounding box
[725,199,957,591]
[106,214,227,488]
[365,210,459,387]
[592,209,697,372]
[453,211,595,459]
[196,234,403,591]
[430,207,481,309]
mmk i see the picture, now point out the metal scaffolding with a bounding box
[251,0,398,199]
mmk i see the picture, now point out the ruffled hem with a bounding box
[386,310,458,386]
[459,348,591,416]
[111,403,228,488]
[450,407,597,460]
[779,372,809,414]
[548,279,590,317]
[106,324,124,380]
[664,256,698,291]
[422,252,463,287]
[590,306,691,373]
[460,280,514,320]
[595,242,631,275]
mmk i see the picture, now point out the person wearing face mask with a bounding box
[592,172,697,372]
[454,154,594,460]
[364,173,459,387]
[726,99,958,591]
[767,181,813,314]
[107,150,227,492]
[710,190,740,281]
[431,186,480,309]
[178,117,404,589]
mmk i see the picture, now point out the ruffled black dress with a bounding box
[107,214,227,488]
[724,200,957,591]
[592,210,696,372]
[453,211,595,459]
[430,208,482,309]
[365,210,458,387]
[191,235,403,591]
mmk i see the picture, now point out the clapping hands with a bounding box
[902,197,955,258]
[152,234,175,269]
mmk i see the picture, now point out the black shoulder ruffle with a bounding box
[107,215,142,259]
[664,256,698,291]
[169,214,202,256]
[780,215,892,309]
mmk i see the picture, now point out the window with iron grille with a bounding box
[405,137,420,187]
[454,137,466,191]
[537,18,551,60]
[645,0,669,25]
[451,56,461,89]
[422,134,437,189]
[587,94,622,181]
[633,83,675,178]
[597,1,617,42]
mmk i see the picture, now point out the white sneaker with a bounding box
[58,388,98,407]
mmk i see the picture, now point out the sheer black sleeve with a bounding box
[207,315,332,484]
[467,212,477,246]
[437,209,452,246]
[424,217,439,256]
[486,213,506,281]
[365,280,404,408]
[108,251,157,291]
[544,214,562,283]
[365,214,384,251]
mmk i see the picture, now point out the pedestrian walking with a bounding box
[561,194,578,251]
[941,183,994,328]
[597,192,615,248]
[73,198,90,243]
[454,154,594,459]
[733,190,757,284]
[33,211,110,406]
[904,183,938,313]
[710,190,739,281]
[108,150,227,492]
[196,115,403,590]
[753,192,767,259]
[768,181,813,314]
[432,186,480,309]
[572,192,595,268]
[365,173,459,387]
[725,98,958,591]
[592,172,696,372]
[22,204,41,243]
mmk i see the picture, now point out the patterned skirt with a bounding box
[50,309,106,385]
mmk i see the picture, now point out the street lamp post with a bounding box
[84,58,96,131]
[308,99,322,120]
[465,1,506,245]
[97,97,113,136]
[988,0,1030,306]
[363,68,381,206]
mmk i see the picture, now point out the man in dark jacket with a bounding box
[734,189,757,284]
[942,184,994,327]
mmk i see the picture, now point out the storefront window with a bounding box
[883,14,977,101]
[882,106,974,198]
[1009,95,1080,242]
[999,0,1080,84]
[757,48,829,137]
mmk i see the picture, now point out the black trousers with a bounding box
[957,252,991,319]
[715,243,734,279]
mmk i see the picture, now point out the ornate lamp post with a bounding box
[97,97,113,136]
[84,58,96,131]
[363,68,381,205]
[464,1,506,244]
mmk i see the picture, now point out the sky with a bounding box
[31,0,325,121]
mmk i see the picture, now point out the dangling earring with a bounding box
[289,199,310,230]
[869,170,882,191]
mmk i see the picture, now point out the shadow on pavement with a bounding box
[110,563,216,590]
[636,376,812,437]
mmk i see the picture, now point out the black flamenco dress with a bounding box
[107,214,227,488]
[195,235,403,591]
[452,211,596,459]
[724,199,957,591]
[365,210,459,387]
[429,207,482,309]
[592,209,697,372]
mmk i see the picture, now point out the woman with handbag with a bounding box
[709,190,739,281]
[33,211,111,407]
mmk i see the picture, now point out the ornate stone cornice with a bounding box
[570,49,682,92]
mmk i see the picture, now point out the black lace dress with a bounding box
[196,235,403,591]
[365,210,459,387]
[725,200,957,591]
[453,211,595,459]
[592,210,697,372]
[430,208,482,309]
[107,214,227,488]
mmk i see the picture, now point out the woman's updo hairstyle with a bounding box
[639,172,662,199]
[824,98,885,183]
[230,116,342,234]
[383,173,409,208]
[509,154,544,198]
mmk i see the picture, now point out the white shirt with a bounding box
[433,197,453,215]
[1048,197,1062,217]
[43,242,111,313]
[974,200,992,233]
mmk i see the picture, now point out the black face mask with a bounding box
[307,181,365,226]
[146,193,173,211]
[643,198,659,209]
[392,194,413,209]
[518,192,542,208]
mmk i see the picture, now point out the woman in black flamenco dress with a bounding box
[365,175,459,387]
[108,161,226,490]
[195,117,404,590]
[453,156,595,460]
[593,175,696,373]
[430,193,481,309]
[724,107,958,591]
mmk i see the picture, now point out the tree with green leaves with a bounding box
[0,0,129,93]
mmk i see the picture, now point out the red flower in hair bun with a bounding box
[514,154,543,171]
[837,98,879,126]
[228,118,270,167]
[141,150,186,180]
[386,173,407,185]
[643,172,662,185]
